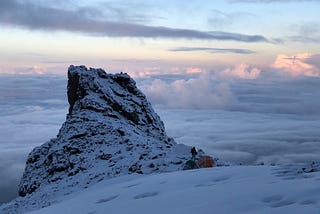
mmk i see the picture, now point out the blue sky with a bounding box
[0,0,319,75]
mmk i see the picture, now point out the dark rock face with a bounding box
[18,65,190,198]
[67,68,80,114]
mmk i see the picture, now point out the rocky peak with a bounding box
[17,65,191,201]
[66,65,164,129]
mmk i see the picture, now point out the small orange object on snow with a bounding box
[197,156,214,168]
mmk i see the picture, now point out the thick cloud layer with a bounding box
[157,109,320,165]
[141,77,237,109]
[0,109,66,204]
[140,65,320,114]
[0,0,268,42]
[0,75,67,204]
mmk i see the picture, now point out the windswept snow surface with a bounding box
[25,165,320,214]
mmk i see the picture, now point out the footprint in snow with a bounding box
[194,183,216,188]
[299,199,317,205]
[272,165,317,180]
[212,176,230,182]
[261,195,283,203]
[134,192,158,199]
[194,176,231,188]
[125,183,140,188]
[262,195,296,208]
[270,198,296,208]
[96,195,119,204]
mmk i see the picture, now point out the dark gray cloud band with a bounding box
[169,47,256,54]
[0,0,268,42]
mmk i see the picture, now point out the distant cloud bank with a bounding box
[136,52,320,113]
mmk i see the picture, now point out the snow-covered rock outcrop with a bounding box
[2,65,192,213]
[19,65,193,196]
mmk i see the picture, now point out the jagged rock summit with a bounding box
[18,65,191,200]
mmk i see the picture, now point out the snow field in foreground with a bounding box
[27,165,320,214]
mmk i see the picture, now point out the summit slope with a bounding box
[25,164,320,214]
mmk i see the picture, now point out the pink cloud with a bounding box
[220,63,261,79]
[127,66,205,78]
[126,67,160,78]
[272,53,320,77]
[185,67,203,74]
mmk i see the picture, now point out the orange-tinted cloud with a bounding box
[272,53,320,77]
[127,66,204,78]
[220,63,261,79]
[126,67,161,78]
[185,67,203,74]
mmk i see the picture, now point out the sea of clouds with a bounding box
[140,64,320,165]
[1,60,320,204]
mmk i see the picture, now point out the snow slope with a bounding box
[25,164,320,214]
